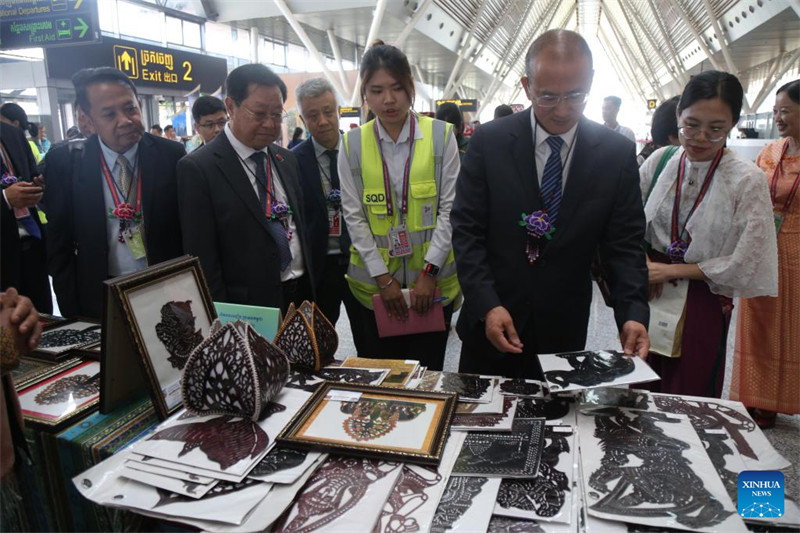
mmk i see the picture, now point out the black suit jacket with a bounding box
[291,138,350,290]
[43,133,186,319]
[177,132,315,309]
[0,122,46,293]
[451,110,649,353]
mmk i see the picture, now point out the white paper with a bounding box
[539,350,660,393]
[120,467,218,498]
[649,278,689,356]
[124,459,215,484]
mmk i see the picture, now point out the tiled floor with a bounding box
[334,285,800,502]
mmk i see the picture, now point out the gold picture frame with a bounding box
[18,360,101,429]
[11,356,83,391]
[277,382,457,466]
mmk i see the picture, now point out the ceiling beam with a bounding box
[598,25,645,105]
[613,0,667,101]
[750,49,800,111]
[443,0,489,97]
[350,0,388,105]
[604,6,665,100]
[700,0,738,74]
[393,0,434,49]
[327,28,351,98]
[673,1,724,71]
[620,0,683,90]
[647,0,687,86]
[199,0,218,21]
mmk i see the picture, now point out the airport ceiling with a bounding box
[167,0,798,107]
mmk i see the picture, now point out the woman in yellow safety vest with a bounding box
[339,40,462,370]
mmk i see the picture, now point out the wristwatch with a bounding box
[423,262,440,277]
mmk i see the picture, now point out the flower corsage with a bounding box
[665,239,688,264]
[108,202,143,243]
[519,211,555,266]
[326,188,342,209]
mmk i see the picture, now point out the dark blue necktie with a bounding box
[540,136,564,225]
[324,150,340,189]
[250,151,292,270]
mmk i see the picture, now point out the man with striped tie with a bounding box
[452,29,650,379]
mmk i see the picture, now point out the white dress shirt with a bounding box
[339,112,460,281]
[224,125,304,281]
[312,135,344,255]
[530,108,579,191]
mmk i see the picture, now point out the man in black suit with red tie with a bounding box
[177,64,314,312]
[452,30,650,379]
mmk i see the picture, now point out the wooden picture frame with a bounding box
[11,356,83,391]
[18,360,100,429]
[277,382,457,466]
[28,319,101,362]
[101,256,216,420]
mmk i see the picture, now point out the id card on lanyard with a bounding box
[374,115,415,258]
[101,155,146,260]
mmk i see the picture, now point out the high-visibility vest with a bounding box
[342,114,462,310]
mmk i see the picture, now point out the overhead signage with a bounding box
[647,99,658,110]
[436,99,478,112]
[0,0,100,50]
[339,106,360,118]
[45,36,227,94]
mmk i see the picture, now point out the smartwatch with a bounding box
[423,262,440,277]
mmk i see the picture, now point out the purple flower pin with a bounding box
[666,239,688,263]
[271,201,291,221]
[518,211,555,240]
[1,174,18,187]
[327,188,342,207]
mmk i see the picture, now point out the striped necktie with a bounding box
[540,136,564,225]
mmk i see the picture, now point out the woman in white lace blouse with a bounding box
[639,71,778,399]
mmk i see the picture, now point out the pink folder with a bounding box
[372,288,446,337]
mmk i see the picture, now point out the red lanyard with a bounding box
[100,154,141,213]
[263,152,275,218]
[373,113,416,217]
[671,148,723,243]
[770,140,800,213]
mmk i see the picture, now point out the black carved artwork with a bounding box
[286,369,323,393]
[545,351,635,390]
[515,398,571,421]
[339,398,426,441]
[430,476,489,533]
[453,418,545,477]
[316,367,386,385]
[155,300,203,370]
[439,373,491,399]
[496,430,571,519]
[38,325,101,351]
[698,430,739,502]
[149,415,268,471]
[583,388,651,410]
[378,465,442,532]
[487,515,545,533]
[585,406,732,529]
[499,379,542,397]
[34,372,100,405]
[251,447,308,476]
[453,397,515,428]
[153,478,257,508]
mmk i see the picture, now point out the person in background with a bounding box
[435,102,469,159]
[732,79,800,428]
[163,124,178,141]
[339,40,462,369]
[65,126,82,140]
[0,104,42,164]
[602,95,637,143]
[288,126,304,149]
[36,123,51,155]
[191,95,227,149]
[640,71,778,399]
[494,104,514,119]
[637,95,680,166]
[150,124,163,136]
[44,67,186,319]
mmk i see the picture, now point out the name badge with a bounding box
[774,213,784,235]
[328,208,342,237]
[387,225,412,258]
[124,225,147,260]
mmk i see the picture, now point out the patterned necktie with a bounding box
[250,151,292,270]
[324,150,340,189]
[116,154,133,199]
[540,136,564,225]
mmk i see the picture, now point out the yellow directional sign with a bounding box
[647,99,657,110]
[114,45,138,79]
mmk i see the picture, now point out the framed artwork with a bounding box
[277,382,457,466]
[10,356,83,391]
[18,360,100,428]
[74,342,102,361]
[38,313,67,327]
[102,256,216,419]
[30,319,101,361]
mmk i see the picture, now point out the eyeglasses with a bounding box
[678,125,728,143]
[531,92,589,108]
[239,104,288,124]
[198,118,228,129]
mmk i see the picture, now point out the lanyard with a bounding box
[671,148,723,243]
[100,154,141,213]
[373,113,416,217]
[240,150,281,217]
[770,140,800,213]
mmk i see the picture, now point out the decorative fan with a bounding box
[273,301,337,371]
[181,320,290,421]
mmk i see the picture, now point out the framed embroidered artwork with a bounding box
[18,360,100,428]
[10,356,83,391]
[29,319,102,362]
[102,255,216,419]
[277,382,457,465]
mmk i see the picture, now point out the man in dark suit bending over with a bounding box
[44,68,185,319]
[177,64,314,312]
[451,30,650,379]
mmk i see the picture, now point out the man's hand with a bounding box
[484,306,523,354]
[0,288,42,352]
[620,320,649,359]
[4,181,43,209]
[410,273,435,314]
[376,274,408,320]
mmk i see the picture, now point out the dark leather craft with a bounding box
[273,301,337,371]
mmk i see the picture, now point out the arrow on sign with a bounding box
[74,0,84,9]
[119,51,133,71]
[74,17,88,38]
